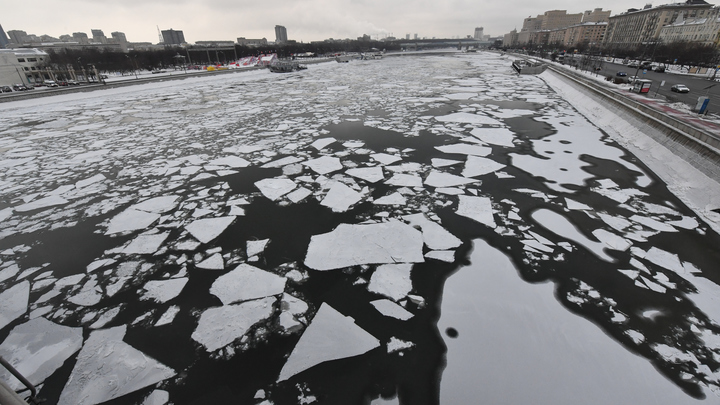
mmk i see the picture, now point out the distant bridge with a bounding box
[396,38,494,50]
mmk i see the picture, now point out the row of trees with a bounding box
[43,40,402,74]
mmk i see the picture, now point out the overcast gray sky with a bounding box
[3,0,640,44]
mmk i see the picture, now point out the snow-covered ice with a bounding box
[210,263,286,305]
[191,297,276,352]
[185,216,236,244]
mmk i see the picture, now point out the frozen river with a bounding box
[0,52,719,405]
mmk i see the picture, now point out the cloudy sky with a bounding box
[3,0,638,44]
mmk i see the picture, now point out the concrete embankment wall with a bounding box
[543,66,720,183]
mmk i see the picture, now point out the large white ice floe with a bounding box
[304,221,424,270]
[462,156,506,178]
[58,325,176,405]
[121,232,170,255]
[255,178,297,201]
[185,216,236,244]
[191,296,276,352]
[142,277,188,303]
[196,253,225,270]
[247,239,270,258]
[277,303,380,382]
[455,195,496,228]
[304,156,343,175]
[210,263,287,305]
[346,167,385,183]
[424,171,479,188]
[385,173,423,188]
[373,192,407,206]
[0,280,29,330]
[0,318,83,390]
[368,264,413,301]
[403,213,461,250]
[320,182,364,212]
[105,209,161,235]
[434,112,502,126]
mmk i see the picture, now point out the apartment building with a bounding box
[658,7,720,45]
[604,0,714,47]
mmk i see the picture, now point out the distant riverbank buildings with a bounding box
[502,0,719,50]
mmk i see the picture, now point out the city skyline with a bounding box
[0,0,665,44]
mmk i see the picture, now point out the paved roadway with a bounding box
[594,61,720,107]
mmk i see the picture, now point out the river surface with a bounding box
[0,52,718,405]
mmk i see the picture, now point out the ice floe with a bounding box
[58,325,176,405]
[122,232,170,255]
[373,192,407,205]
[304,156,343,175]
[277,303,380,381]
[255,178,298,201]
[346,167,385,183]
[320,182,364,212]
[0,281,29,329]
[210,263,287,305]
[424,171,479,188]
[0,317,83,390]
[461,156,506,178]
[531,209,614,262]
[368,264,413,301]
[469,127,515,147]
[403,213,461,250]
[436,143,491,157]
[455,195,496,228]
[191,297,276,352]
[185,216,236,244]
[304,221,424,270]
[196,253,225,269]
[370,299,414,320]
[106,209,161,235]
[142,278,188,303]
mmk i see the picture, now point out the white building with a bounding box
[0,48,50,86]
[658,8,720,46]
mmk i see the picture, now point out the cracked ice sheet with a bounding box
[304,221,424,271]
[403,213,461,250]
[277,303,380,382]
[255,178,297,201]
[346,166,385,183]
[105,209,161,235]
[185,216,236,244]
[462,156,506,178]
[142,277,188,303]
[121,232,170,255]
[58,325,176,405]
[210,263,286,305]
[532,209,614,262]
[438,239,706,405]
[469,127,515,147]
[191,297,276,352]
[0,318,83,390]
[304,156,343,175]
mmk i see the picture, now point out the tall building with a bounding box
[583,8,611,23]
[604,0,714,48]
[161,29,186,45]
[275,25,288,43]
[91,29,107,44]
[0,24,9,48]
[659,8,720,46]
[73,32,90,44]
[7,30,28,44]
[111,32,128,43]
[474,27,484,40]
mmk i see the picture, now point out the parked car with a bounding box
[67,80,79,85]
[628,61,640,68]
[44,80,58,87]
[616,71,628,77]
[671,84,690,93]
[1,86,12,93]
[654,66,665,72]
[57,81,69,86]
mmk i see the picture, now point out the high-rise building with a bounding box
[275,25,288,43]
[73,32,90,44]
[111,32,128,43]
[91,29,107,44]
[0,24,9,48]
[7,30,28,44]
[474,27,484,40]
[161,29,186,45]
